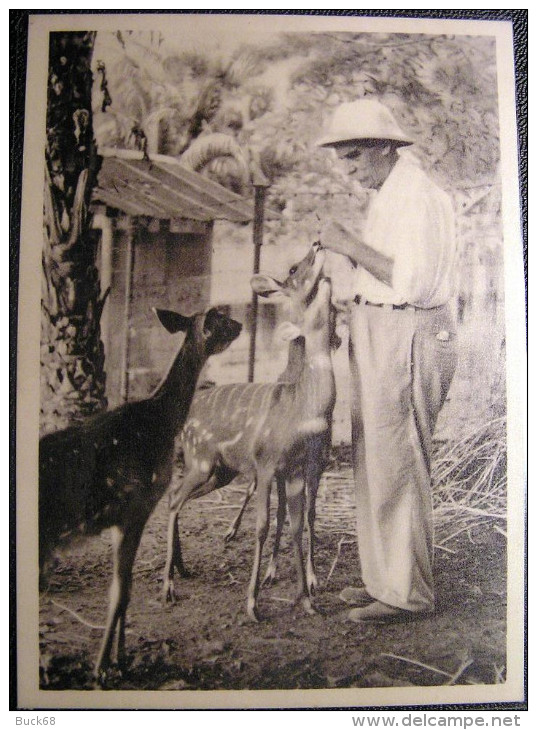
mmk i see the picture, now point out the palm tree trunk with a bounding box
[41,31,108,435]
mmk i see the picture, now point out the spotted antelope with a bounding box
[162,243,336,620]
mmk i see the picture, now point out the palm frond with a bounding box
[223,51,264,88]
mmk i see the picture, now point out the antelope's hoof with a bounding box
[262,564,277,587]
[307,574,318,597]
[224,526,238,543]
[299,596,317,616]
[94,664,121,687]
[246,599,261,623]
[162,582,178,604]
[95,671,107,688]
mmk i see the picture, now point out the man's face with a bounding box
[334,141,394,190]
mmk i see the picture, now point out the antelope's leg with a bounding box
[95,517,145,681]
[246,469,273,622]
[262,473,287,586]
[225,480,255,543]
[304,438,324,595]
[286,477,315,615]
[162,468,218,602]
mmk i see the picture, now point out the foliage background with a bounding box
[92,27,506,437]
[93,29,501,213]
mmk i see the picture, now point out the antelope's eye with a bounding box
[289,265,298,276]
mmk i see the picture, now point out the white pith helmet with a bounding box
[316,98,414,148]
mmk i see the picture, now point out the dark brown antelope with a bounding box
[162,243,336,620]
[39,307,241,682]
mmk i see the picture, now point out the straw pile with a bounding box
[315,467,356,535]
[315,415,507,550]
[431,415,507,548]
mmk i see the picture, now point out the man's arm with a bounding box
[321,220,394,287]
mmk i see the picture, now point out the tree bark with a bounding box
[41,31,108,435]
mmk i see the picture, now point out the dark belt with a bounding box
[354,295,413,310]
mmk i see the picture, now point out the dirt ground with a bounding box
[38,451,507,694]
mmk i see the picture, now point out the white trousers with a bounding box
[348,302,457,611]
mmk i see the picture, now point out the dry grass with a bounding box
[313,415,507,551]
[432,415,507,547]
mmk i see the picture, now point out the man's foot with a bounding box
[348,601,428,623]
[339,586,375,607]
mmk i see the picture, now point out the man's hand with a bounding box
[320,220,359,264]
[320,219,394,287]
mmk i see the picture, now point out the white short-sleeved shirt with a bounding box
[355,151,457,309]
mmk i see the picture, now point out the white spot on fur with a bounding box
[112,438,118,446]
[218,431,244,451]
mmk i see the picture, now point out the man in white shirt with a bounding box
[317,99,458,621]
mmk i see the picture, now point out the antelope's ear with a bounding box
[276,321,302,343]
[153,307,191,334]
[250,274,284,298]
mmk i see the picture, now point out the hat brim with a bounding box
[316,135,414,148]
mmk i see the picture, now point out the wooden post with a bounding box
[248,177,269,382]
[120,217,135,403]
[93,210,113,364]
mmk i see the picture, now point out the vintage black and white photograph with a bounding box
[13,11,526,710]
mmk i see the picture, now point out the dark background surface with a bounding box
[9,9,527,712]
